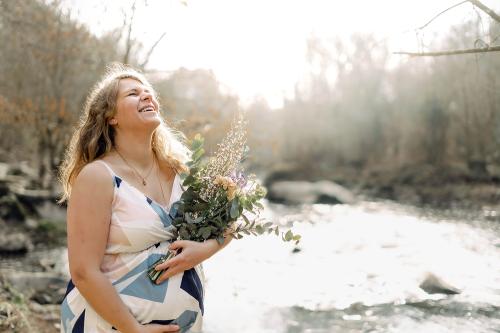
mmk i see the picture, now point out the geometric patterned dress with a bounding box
[61,159,205,333]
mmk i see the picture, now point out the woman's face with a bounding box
[111,78,161,132]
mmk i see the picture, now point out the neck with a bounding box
[113,131,155,170]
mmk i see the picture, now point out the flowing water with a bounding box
[2,200,500,332]
[203,200,500,333]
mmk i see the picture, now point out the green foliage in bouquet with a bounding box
[147,114,300,283]
[174,134,300,244]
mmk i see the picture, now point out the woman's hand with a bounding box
[136,323,179,333]
[154,240,220,284]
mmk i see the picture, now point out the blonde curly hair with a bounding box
[58,63,191,203]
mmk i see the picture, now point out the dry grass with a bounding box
[0,280,59,333]
[0,286,32,332]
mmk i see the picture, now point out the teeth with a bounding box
[139,107,154,113]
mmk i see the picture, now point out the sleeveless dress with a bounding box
[60,160,205,333]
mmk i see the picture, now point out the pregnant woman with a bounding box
[58,64,232,332]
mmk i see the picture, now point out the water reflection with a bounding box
[270,299,500,333]
[203,201,500,333]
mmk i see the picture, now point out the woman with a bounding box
[58,63,232,333]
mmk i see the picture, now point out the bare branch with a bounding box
[491,34,500,45]
[123,0,137,64]
[139,32,167,69]
[468,0,500,23]
[394,45,500,56]
[417,1,468,30]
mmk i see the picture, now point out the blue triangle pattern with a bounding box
[144,310,198,333]
[72,310,85,333]
[114,176,122,188]
[64,279,75,298]
[113,253,169,303]
[180,268,204,315]
[113,253,162,286]
[170,310,198,333]
[148,200,173,228]
[61,298,75,333]
[120,268,169,303]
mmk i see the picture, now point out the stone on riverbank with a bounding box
[419,272,461,295]
[267,180,356,205]
[0,232,34,254]
[1,270,66,305]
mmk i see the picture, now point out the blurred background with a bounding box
[0,0,500,332]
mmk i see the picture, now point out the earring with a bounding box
[110,119,117,125]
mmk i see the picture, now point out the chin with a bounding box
[148,118,162,129]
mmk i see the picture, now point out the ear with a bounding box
[109,118,117,125]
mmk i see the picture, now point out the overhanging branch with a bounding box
[418,1,468,30]
[394,45,500,56]
[468,0,500,23]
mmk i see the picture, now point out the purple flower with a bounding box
[230,170,247,188]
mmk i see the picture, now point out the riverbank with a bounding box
[0,278,61,332]
[264,162,500,213]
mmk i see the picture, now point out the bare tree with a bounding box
[120,0,167,69]
[0,0,119,188]
[396,0,500,57]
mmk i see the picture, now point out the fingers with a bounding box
[155,255,181,271]
[148,323,180,332]
[156,265,182,284]
[168,240,187,251]
[162,324,180,332]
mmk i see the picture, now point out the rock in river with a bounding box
[419,272,461,295]
[267,180,356,205]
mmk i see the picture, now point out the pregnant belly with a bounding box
[122,267,204,319]
[105,243,205,328]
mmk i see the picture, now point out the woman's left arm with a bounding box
[154,235,233,284]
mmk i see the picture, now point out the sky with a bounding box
[64,0,500,108]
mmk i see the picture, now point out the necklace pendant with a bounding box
[142,179,147,186]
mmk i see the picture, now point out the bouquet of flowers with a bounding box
[147,114,300,283]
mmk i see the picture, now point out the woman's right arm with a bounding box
[67,163,178,333]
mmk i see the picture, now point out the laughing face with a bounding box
[111,78,161,131]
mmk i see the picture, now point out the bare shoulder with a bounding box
[71,160,114,203]
[76,160,112,184]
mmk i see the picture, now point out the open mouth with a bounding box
[139,106,155,113]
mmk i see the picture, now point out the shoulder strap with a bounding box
[94,159,116,177]
[93,159,118,202]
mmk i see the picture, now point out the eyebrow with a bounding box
[124,87,151,95]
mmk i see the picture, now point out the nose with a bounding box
[141,90,153,102]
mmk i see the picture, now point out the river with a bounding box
[202,200,500,333]
[2,199,500,332]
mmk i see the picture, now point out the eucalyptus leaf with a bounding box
[192,148,205,162]
[230,199,239,219]
[241,214,250,224]
[201,227,212,239]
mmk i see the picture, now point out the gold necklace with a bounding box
[115,148,155,186]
